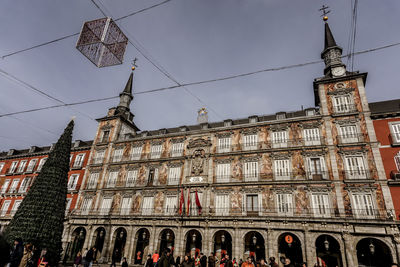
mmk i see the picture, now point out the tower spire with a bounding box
[117,61,136,112]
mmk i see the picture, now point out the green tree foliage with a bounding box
[4,120,74,266]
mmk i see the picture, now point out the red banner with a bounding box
[195,189,202,214]
[179,188,184,215]
[187,187,191,216]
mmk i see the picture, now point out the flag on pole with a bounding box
[195,189,202,214]
[187,187,191,216]
[179,188,184,215]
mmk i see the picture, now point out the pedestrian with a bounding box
[241,258,254,267]
[176,256,181,267]
[268,257,278,267]
[122,257,128,267]
[283,258,294,267]
[74,252,82,267]
[182,256,194,267]
[10,238,24,267]
[208,253,216,267]
[110,249,119,267]
[152,251,160,267]
[259,259,267,267]
[85,247,95,267]
[145,255,153,267]
[224,255,233,267]
[200,253,207,267]
[233,258,238,267]
[37,248,48,267]
[18,243,33,267]
[158,249,172,267]
[238,259,243,267]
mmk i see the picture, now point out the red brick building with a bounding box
[0,140,92,230]
[370,99,400,218]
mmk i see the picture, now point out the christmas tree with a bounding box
[4,120,74,266]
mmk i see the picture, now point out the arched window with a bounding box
[395,152,400,171]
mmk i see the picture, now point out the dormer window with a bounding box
[101,130,110,143]
[249,116,258,123]
[224,120,232,127]
[305,109,315,116]
[276,113,286,120]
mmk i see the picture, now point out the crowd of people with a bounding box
[1,237,49,267]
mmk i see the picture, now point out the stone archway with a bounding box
[159,229,175,254]
[315,235,343,267]
[134,228,150,264]
[356,237,393,267]
[69,227,86,261]
[91,227,106,260]
[112,227,127,264]
[278,232,303,266]
[213,230,232,260]
[185,229,202,258]
[244,231,265,262]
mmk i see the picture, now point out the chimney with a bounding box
[197,108,208,124]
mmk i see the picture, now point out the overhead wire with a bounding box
[1,39,400,119]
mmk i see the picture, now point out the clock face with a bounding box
[332,67,346,77]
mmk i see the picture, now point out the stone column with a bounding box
[128,226,138,264]
[83,225,93,250]
[124,225,133,263]
[148,225,157,253]
[234,227,240,260]
[342,233,355,267]
[101,224,113,261]
[304,230,314,265]
[175,225,184,258]
[204,227,210,255]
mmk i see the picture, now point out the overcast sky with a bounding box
[0,0,399,151]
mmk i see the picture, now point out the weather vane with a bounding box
[131,57,138,71]
[319,5,330,21]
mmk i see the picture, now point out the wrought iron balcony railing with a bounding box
[337,134,365,144]
[341,170,373,180]
[333,104,358,115]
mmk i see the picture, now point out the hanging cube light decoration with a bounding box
[76,17,128,67]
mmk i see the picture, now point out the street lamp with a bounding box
[324,237,329,251]
[221,234,225,244]
[142,231,146,240]
[252,235,257,245]
[192,233,197,243]
[369,241,375,255]
[166,232,171,241]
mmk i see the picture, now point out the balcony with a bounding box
[91,157,104,165]
[337,134,365,144]
[333,104,358,115]
[342,170,372,180]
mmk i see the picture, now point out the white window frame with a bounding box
[276,193,293,216]
[245,194,260,215]
[243,134,258,151]
[168,166,181,185]
[351,193,375,219]
[0,162,4,173]
[106,171,119,188]
[216,163,231,183]
[171,142,184,157]
[345,155,367,179]
[389,122,400,145]
[1,179,10,194]
[244,161,259,181]
[395,152,400,172]
[215,194,229,216]
[271,131,288,148]
[17,160,27,173]
[332,95,353,113]
[121,197,132,215]
[142,196,154,215]
[339,125,359,143]
[150,144,163,159]
[73,154,85,168]
[94,150,105,164]
[307,157,327,180]
[68,174,80,190]
[87,173,99,189]
[18,177,31,193]
[26,159,37,172]
[274,159,291,180]
[112,148,124,162]
[9,179,20,193]
[0,200,11,216]
[165,195,178,215]
[189,191,203,216]
[217,137,231,153]
[9,161,18,173]
[130,145,143,160]
[303,128,321,146]
[11,200,22,215]
[37,158,47,171]
[311,193,330,218]
[126,170,138,187]
[100,197,113,215]
[81,198,93,215]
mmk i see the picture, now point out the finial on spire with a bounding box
[319,5,330,22]
[131,57,138,71]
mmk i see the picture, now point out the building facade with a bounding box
[370,99,400,219]
[60,21,400,267]
[0,140,92,228]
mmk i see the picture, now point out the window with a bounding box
[243,134,258,150]
[81,198,93,215]
[150,144,162,159]
[311,194,330,217]
[345,156,366,179]
[9,161,18,173]
[37,158,47,171]
[112,148,124,162]
[0,162,4,173]
[11,200,22,215]
[121,197,132,215]
[94,151,105,164]
[18,177,31,193]
[0,200,11,216]
[168,167,181,185]
[147,168,159,186]
[246,194,259,215]
[70,155,73,163]
[171,142,184,157]
[17,161,27,173]
[272,131,288,148]
[26,159,37,172]
[333,95,353,113]
[101,130,110,143]
[100,197,113,215]
[216,163,230,183]
[276,193,293,216]
[87,173,99,189]
[303,128,321,145]
[306,109,315,116]
[142,196,154,215]
[244,161,259,181]
[395,152,400,172]
[307,157,327,180]
[68,174,80,190]
[276,113,286,120]
[65,198,72,215]
[9,179,20,193]
[339,125,358,143]
[218,137,231,153]
[130,146,143,160]
[106,171,119,188]
[165,195,177,215]
[189,191,203,216]
[215,194,229,216]
[126,170,138,187]
[390,122,400,144]
[1,179,10,193]
[73,154,85,168]
[274,159,290,180]
[352,193,375,218]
